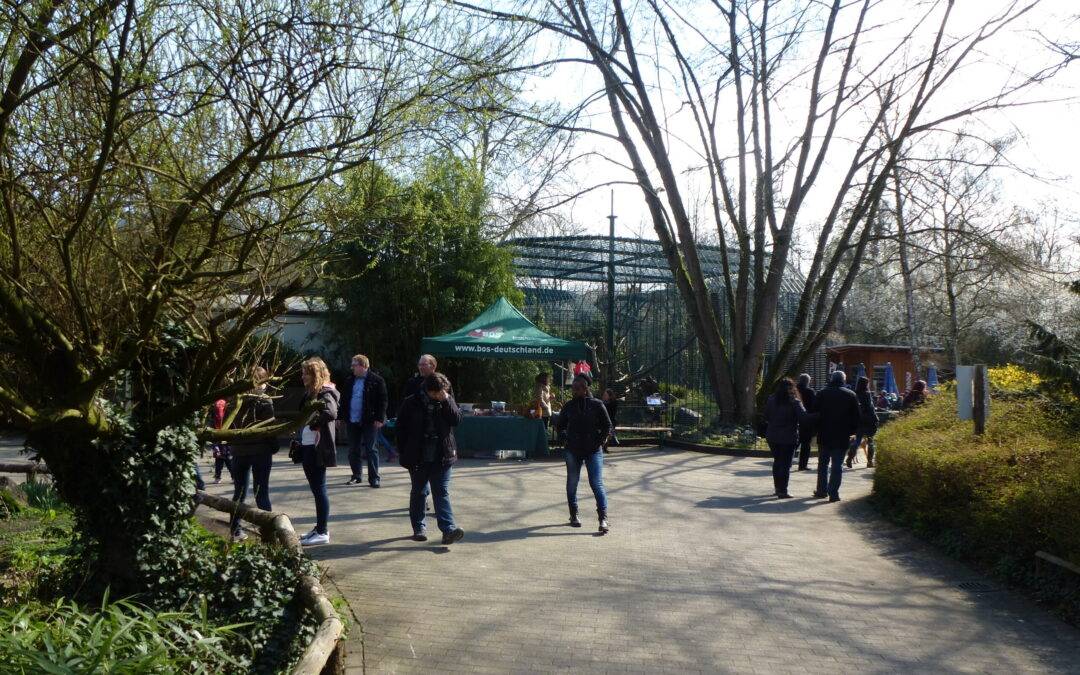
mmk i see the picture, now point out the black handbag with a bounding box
[288,440,302,464]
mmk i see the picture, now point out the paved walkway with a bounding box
[200,446,1080,673]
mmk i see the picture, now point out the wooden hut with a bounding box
[825,344,946,392]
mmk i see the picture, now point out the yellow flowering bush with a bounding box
[988,364,1042,393]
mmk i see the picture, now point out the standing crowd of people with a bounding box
[764,370,928,502]
[208,353,616,547]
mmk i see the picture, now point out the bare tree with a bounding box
[455,0,1070,421]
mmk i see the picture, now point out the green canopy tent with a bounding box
[419,297,589,459]
[421,296,589,361]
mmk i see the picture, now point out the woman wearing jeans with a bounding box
[296,357,339,546]
[555,374,612,533]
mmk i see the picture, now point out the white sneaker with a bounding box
[299,528,318,543]
[231,531,248,543]
[301,532,329,546]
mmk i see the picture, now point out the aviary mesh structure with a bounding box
[505,236,828,426]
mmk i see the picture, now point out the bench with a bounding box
[614,426,674,448]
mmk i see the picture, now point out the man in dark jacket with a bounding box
[396,373,465,545]
[796,374,817,471]
[555,374,612,533]
[342,354,388,487]
[402,353,454,401]
[814,370,861,501]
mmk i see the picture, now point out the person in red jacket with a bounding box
[210,398,232,483]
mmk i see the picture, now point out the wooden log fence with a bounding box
[0,460,50,477]
[195,491,345,675]
[0,461,344,673]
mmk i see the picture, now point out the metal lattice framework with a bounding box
[506,236,804,293]
[504,236,828,424]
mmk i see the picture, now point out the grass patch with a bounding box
[873,369,1080,622]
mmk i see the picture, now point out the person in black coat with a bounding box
[396,373,465,545]
[228,367,278,541]
[764,378,814,499]
[295,357,339,546]
[601,388,619,453]
[555,374,612,533]
[814,370,861,502]
[846,376,880,469]
[341,354,388,487]
[795,373,817,471]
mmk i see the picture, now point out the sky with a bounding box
[515,0,1080,249]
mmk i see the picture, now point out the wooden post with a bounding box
[973,364,987,435]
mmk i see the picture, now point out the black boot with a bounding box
[597,508,609,534]
[569,505,581,527]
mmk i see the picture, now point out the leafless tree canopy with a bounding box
[458,0,1072,420]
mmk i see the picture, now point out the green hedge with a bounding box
[873,384,1080,621]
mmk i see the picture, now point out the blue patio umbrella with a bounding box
[927,365,939,390]
[883,362,899,395]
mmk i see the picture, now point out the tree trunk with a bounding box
[893,164,922,379]
[27,411,200,594]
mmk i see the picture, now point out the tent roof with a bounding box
[421,297,588,361]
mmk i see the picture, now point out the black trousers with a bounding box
[797,432,815,470]
[768,441,797,495]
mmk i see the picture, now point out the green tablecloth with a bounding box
[453,416,549,458]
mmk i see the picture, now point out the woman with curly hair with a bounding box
[295,357,339,546]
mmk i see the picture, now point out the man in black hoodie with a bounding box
[814,370,861,502]
[555,374,613,533]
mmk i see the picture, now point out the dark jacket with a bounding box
[796,384,817,440]
[402,374,455,409]
[299,385,340,468]
[342,371,388,426]
[229,393,277,457]
[764,394,811,446]
[902,389,926,410]
[815,383,860,449]
[856,390,879,435]
[395,392,462,469]
[603,398,619,427]
[556,395,612,458]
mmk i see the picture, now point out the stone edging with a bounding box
[194,491,345,675]
[663,438,771,457]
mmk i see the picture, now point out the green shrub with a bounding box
[0,596,248,674]
[873,379,1080,621]
[133,524,318,673]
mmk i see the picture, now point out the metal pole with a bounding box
[606,190,616,388]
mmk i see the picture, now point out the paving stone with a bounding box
[202,447,1080,673]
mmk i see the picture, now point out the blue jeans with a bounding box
[565,449,607,511]
[816,445,847,498]
[194,462,206,491]
[230,452,272,535]
[347,422,379,484]
[409,461,456,535]
[767,441,796,495]
[301,445,329,534]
